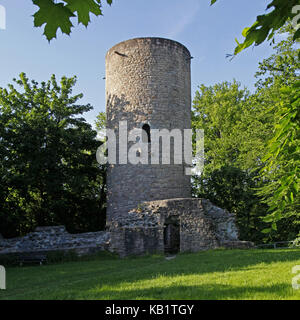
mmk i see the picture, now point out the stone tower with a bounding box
[105,37,192,225]
[105,38,253,257]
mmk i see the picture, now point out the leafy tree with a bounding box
[255,24,300,89]
[95,111,106,133]
[257,81,300,235]
[0,73,106,237]
[32,0,113,41]
[192,26,300,242]
[252,26,300,237]
[192,80,252,173]
[194,166,268,243]
[30,0,300,45]
[211,0,300,55]
[192,81,271,242]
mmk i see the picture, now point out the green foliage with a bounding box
[291,236,300,248]
[192,82,271,242]
[66,0,102,27]
[257,81,300,232]
[255,24,300,89]
[33,0,112,41]
[33,0,75,41]
[0,73,106,237]
[252,27,300,236]
[192,80,274,174]
[31,0,300,45]
[192,81,252,173]
[193,166,268,243]
[211,0,300,55]
[192,27,300,242]
[95,111,106,133]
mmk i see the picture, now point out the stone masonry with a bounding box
[110,198,253,257]
[0,38,254,260]
[0,226,110,256]
[105,38,253,257]
[106,38,191,224]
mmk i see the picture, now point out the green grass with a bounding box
[0,249,300,300]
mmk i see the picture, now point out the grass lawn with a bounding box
[0,249,300,300]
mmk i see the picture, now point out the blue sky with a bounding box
[0,0,275,127]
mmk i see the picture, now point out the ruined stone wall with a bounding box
[110,198,253,257]
[0,200,253,259]
[110,227,163,257]
[0,226,110,256]
[106,38,192,224]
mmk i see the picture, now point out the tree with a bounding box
[0,73,106,237]
[252,26,300,236]
[255,24,300,89]
[95,111,106,133]
[32,0,113,41]
[194,166,269,243]
[257,81,300,235]
[31,0,300,45]
[211,0,300,55]
[192,81,272,242]
[192,26,300,242]
[192,81,252,173]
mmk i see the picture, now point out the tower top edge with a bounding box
[106,37,191,58]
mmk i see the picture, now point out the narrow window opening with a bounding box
[142,124,151,143]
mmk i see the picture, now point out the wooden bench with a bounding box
[19,254,47,266]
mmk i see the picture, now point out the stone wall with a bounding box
[110,227,163,257]
[0,226,110,256]
[0,200,253,258]
[110,198,253,257]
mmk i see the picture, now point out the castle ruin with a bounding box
[0,38,253,259]
[105,37,253,257]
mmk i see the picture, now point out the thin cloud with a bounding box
[166,2,201,38]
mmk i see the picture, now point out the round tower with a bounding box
[105,37,192,224]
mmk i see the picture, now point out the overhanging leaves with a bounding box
[234,0,300,55]
[33,0,113,41]
[33,0,75,41]
[65,0,102,27]
[212,0,300,55]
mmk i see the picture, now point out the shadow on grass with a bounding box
[0,249,299,299]
[138,249,300,276]
[96,283,292,300]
